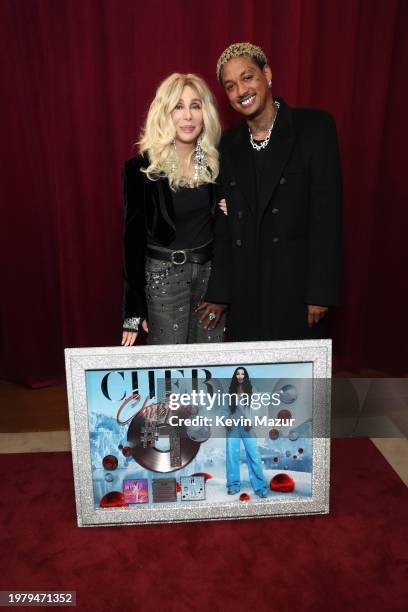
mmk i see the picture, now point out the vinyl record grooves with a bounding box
[127,410,200,473]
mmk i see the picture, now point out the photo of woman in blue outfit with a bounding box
[226,367,268,498]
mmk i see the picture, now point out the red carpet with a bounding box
[1,439,407,611]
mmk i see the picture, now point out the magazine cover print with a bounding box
[86,361,313,509]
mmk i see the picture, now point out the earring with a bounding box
[268,80,272,88]
[171,139,177,174]
[193,137,206,183]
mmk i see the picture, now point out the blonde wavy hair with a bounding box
[216,42,268,82]
[139,73,221,189]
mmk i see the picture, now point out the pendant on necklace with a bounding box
[249,101,280,151]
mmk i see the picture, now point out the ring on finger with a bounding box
[208,312,216,321]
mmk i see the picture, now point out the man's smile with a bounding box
[239,93,256,107]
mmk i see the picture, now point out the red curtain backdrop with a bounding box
[1,0,407,386]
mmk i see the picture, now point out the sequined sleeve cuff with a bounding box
[123,317,141,332]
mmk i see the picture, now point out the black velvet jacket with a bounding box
[122,155,217,319]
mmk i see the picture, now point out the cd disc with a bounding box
[127,410,200,473]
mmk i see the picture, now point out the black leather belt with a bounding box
[146,241,213,265]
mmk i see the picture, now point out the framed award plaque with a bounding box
[65,339,331,527]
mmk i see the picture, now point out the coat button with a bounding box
[279,177,286,185]
[271,207,279,214]
[236,239,242,247]
[272,237,279,243]
[237,211,243,219]
[230,180,237,187]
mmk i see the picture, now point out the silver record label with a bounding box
[127,403,201,473]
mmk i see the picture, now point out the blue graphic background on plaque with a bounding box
[85,362,314,508]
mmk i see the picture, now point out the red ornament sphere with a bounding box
[121,446,132,457]
[298,448,304,454]
[273,457,279,463]
[277,409,292,420]
[269,428,280,440]
[100,491,128,507]
[270,473,295,493]
[102,455,118,471]
[239,493,251,502]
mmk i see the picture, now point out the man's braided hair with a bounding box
[216,42,268,82]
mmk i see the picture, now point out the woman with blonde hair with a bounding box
[121,73,227,346]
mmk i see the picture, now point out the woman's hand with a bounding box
[218,198,228,215]
[121,319,149,346]
[195,302,227,330]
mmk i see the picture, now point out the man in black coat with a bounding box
[202,42,342,341]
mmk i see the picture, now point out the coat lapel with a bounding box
[227,122,257,215]
[257,99,296,221]
[224,100,296,217]
[258,100,295,222]
[144,174,176,245]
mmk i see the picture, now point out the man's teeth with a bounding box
[241,95,255,106]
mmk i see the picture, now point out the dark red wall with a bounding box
[1,0,407,385]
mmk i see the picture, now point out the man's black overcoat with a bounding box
[206,97,342,341]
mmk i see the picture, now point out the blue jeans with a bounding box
[226,426,267,494]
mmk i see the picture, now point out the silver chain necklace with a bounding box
[249,101,280,151]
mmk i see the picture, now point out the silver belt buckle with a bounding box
[171,250,187,265]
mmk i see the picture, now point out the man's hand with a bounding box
[196,302,227,330]
[307,305,329,327]
[121,319,149,346]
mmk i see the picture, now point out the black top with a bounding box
[252,138,271,205]
[166,184,212,249]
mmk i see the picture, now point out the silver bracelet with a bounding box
[123,317,141,332]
